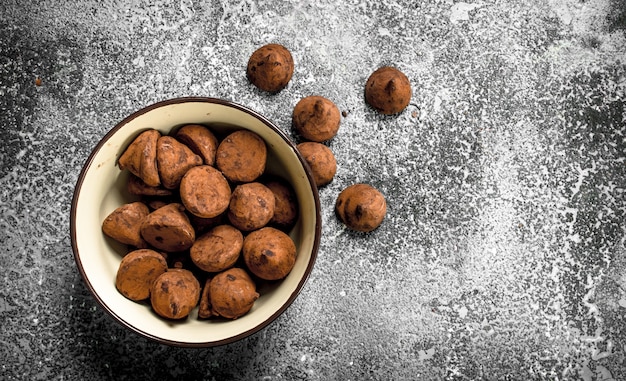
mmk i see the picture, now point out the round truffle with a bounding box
[365,66,411,115]
[208,268,259,319]
[297,142,337,187]
[190,224,244,273]
[243,227,297,280]
[115,249,168,301]
[180,165,231,219]
[292,96,341,142]
[216,130,267,183]
[335,183,387,232]
[228,182,276,231]
[246,43,294,93]
[150,269,201,320]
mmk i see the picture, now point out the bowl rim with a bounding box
[70,96,322,347]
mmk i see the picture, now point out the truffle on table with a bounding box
[364,66,412,115]
[292,95,341,142]
[246,43,294,93]
[335,183,387,232]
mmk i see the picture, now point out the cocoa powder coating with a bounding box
[156,136,203,189]
[115,249,168,301]
[140,203,196,252]
[190,224,244,273]
[175,124,219,166]
[243,227,297,280]
[208,268,259,319]
[102,201,150,248]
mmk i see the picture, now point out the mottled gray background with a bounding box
[2,0,626,380]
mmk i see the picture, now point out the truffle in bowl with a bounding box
[70,97,321,347]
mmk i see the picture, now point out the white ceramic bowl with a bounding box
[71,97,321,347]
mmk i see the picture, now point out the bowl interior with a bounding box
[71,98,320,346]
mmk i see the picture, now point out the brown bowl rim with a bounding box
[70,96,322,347]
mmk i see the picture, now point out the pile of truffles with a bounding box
[292,95,340,188]
[103,124,299,320]
[288,91,388,232]
[246,44,395,233]
[103,43,411,323]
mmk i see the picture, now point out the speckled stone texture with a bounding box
[1,0,626,380]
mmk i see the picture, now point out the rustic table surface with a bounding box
[2,1,626,380]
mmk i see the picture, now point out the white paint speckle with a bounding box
[449,2,483,23]
[457,305,468,319]
[418,347,436,361]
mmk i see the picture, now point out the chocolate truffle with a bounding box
[150,269,200,320]
[292,95,341,142]
[297,142,337,187]
[365,66,411,115]
[175,124,219,166]
[208,268,259,319]
[216,130,267,183]
[115,249,167,301]
[190,224,244,273]
[180,165,231,219]
[335,183,387,232]
[246,43,294,93]
[118,129,161,187]
[228,182,276,232]
[243,227,297,280]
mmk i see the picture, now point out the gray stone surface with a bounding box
[2,0,626,379]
